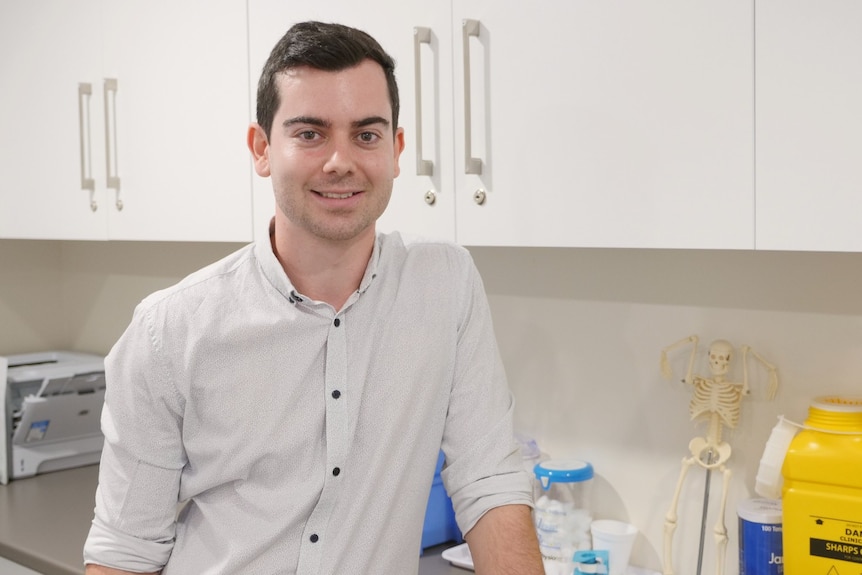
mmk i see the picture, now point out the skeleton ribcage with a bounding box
[689,377,743,429]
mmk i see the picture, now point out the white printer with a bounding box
[1,351,105,485]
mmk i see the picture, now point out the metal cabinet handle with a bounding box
[78,83,97,211]
[462,19,482,175]
[413,27,433,177]
[103,78,122,210]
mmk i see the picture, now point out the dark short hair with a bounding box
[256,21,400,140]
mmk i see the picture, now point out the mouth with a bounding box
[317,191,358,199]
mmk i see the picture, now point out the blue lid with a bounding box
[534,459,594,487]
[573,549,609,575]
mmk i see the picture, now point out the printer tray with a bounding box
[10,389,105,480]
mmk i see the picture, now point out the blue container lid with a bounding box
[534,459,594,487]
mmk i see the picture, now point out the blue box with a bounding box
[420,451,462,553]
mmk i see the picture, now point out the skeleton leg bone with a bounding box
[663,456,696,575]
[713,465,732,575]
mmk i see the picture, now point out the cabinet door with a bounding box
[756,1,862,251]
[100,0,253,242]
[452,0,755,248]
[0,0,108,240]
[248,0,456,243]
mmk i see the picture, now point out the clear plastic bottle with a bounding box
[533,459,594,570]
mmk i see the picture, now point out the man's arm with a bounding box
[464,504,544,575]
[85,566,160,575]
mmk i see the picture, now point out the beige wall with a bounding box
[56,241,244,353]
[4,239,862,571]
[0,240,65,353]
[1,240,242,355]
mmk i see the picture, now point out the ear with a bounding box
[392,127,406,178]
[248,123,271,177]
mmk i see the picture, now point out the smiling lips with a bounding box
[318,191,357,199]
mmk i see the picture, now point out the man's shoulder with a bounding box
[139,243,258,311]
[381,230,471,264]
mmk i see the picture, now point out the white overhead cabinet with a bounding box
[0,0,252,241]
[247,1,457,243]
[452,1,754,248]
[0,0,106,240]
[3,1,754,248]
[755,0,862,252]
[248,1,754,248]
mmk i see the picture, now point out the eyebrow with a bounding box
[282,115,390,130]
[353,116,390,129]
[283,116,329,129]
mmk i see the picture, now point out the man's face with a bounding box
[253,59,404,244]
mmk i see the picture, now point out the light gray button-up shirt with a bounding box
[83,230,531,574]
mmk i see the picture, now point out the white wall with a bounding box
[4,239,862,573]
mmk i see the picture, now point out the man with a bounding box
[84,21,542,574]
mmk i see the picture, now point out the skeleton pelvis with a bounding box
[688,437,731,468]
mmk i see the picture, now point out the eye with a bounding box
[299,130,319,141]
[357,131,379,144]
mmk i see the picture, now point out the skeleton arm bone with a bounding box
[741,345,779,400]
[660,335,699,384]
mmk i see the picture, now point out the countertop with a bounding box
[0,464,469,575]
[0,465,97,575]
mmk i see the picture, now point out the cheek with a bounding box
[272,148,319,179]
[371,153,399,179]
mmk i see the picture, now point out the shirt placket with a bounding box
[295,312,349,575]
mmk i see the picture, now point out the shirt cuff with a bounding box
[450,469,535,535]
[83,516,174,573]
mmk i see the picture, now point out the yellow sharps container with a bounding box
[781,395,862,574]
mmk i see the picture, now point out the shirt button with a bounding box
[310,534,319,543]
[332,390,341,399]
[332,467,341,476]
[334,318,341,327]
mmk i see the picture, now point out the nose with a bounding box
[322,135,356,176]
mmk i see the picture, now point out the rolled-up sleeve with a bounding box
[441,257,533,535]
[84,301,186,571]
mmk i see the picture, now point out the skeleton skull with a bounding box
[708,339,733,377]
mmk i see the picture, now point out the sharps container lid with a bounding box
[737,498,782,524]
[534,459,594,489]
[812,395,862,412]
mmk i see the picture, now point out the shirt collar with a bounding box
[357,234,382,295]
[254,219,383,304]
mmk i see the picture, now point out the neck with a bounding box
[271,221,375,311]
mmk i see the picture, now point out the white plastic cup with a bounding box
[590,519,637,575]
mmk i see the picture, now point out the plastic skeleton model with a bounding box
[659,335,778,575]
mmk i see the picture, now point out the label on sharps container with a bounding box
[807,516,862,565]
[738,498,783,575]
